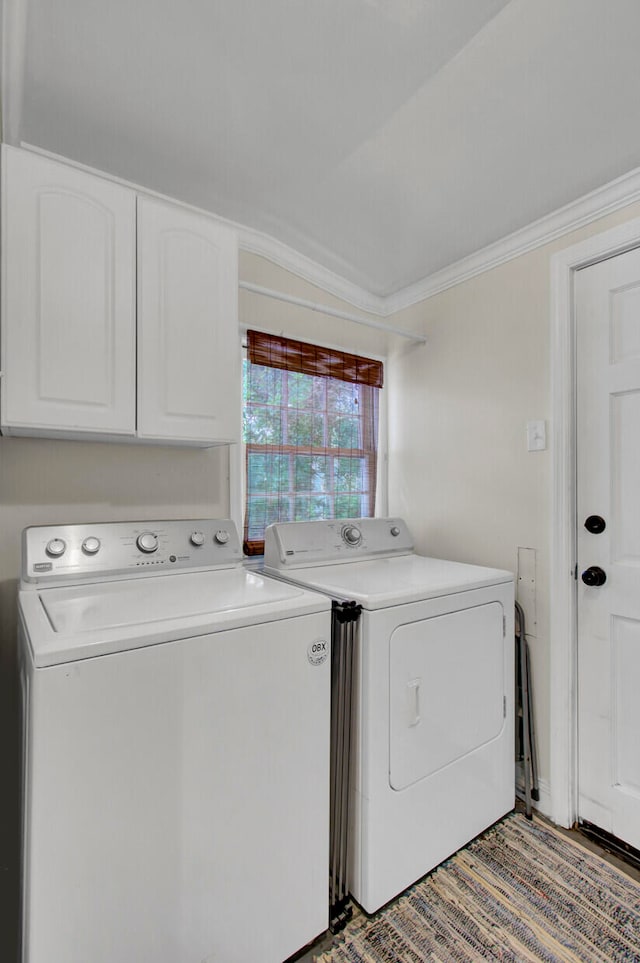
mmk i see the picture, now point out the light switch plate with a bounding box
[526,420,546,451]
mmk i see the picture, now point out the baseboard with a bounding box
[515,767,551,820]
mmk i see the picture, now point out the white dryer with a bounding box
[264,517,514,914]
[19,519,332,963]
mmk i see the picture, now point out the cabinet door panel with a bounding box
[137,196,239,445]
[1,147,136,435]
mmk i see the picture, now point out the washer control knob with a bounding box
[190,531,205,547]
[342,525,362,546]
[82,536,101,555]
[390,526,400,537]
[137,532,159,554]
[214,529,230,545]
[46,538,66,558]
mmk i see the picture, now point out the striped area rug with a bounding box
[315,813,640,962]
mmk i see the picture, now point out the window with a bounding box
[242,330,383,554]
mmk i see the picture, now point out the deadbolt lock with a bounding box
[584,515,606,534]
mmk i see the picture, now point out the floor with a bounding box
[292,913,360,963]
[291,803,640,963]
[551,814,640,883]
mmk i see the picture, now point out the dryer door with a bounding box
[389,601,505,791]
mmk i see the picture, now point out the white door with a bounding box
[1,146,136,436]
[576,246,640,849]
[136,195,239,445]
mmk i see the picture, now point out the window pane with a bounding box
[243,361,283,406]
[243,403,283,444]
[329,415,361,448]
[334,494,364,518]
[327,380,359,414]
[294,454,330,493]
[286,371,326,411]
[286,410,325,447]
[294,495,331,520]
[334,456,365,492]
[246,495,290,540]
[247,452,289,494]
[310,376,327,410]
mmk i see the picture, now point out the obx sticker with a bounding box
[307,638,328,666]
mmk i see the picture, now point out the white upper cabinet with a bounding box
[1,146,239,446]
[1,146,136,437]
[137,196,238,444]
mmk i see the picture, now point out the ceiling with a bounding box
[5,0,640,299]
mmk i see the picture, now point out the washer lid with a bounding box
[20,568,330,666]
[266,554,513,609]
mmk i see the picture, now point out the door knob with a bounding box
[584,515,606,534]
[581,566,607,587]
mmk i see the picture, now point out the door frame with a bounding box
[550,215,640,828]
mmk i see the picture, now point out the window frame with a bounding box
[236,333,387,557]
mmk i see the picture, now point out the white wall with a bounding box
[387,199,640,809]
[238,251,392,357]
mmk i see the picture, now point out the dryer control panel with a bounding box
[264,517,414,570]
[22,519,243,584]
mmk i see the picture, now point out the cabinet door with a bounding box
[1,146,136,436]
[137,196,239,445]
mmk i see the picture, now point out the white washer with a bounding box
[264,517,514,914]
[19,519,332,963]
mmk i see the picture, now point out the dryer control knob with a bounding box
[46,538,66,558]
[342,525,362,546]
[190,531,205,547]
[82,536,101,555]
[214,529,230,545]
[137,532,158,554]
[390,526,400,537]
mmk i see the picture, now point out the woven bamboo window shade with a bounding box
[243,330,383,555]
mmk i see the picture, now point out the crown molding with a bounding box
[239,164,640,318]
[237,224,388,317]
[384,164,640,316]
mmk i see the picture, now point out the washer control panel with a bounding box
[264,517,413,570]
[22,519,242,584]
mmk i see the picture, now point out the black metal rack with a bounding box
[328,600,361,933]
[515,600,539,818]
